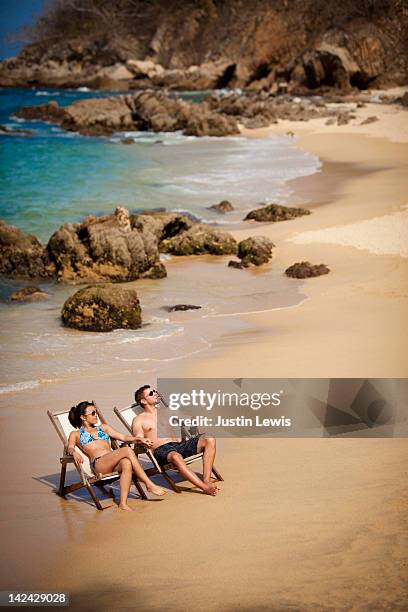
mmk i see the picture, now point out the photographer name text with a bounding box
[169,415,292,428]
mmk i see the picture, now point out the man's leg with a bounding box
[167,451,218,496]
[197,436,217,484]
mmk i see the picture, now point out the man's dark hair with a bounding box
[134,385,151,406]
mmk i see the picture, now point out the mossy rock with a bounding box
[161,224,238,256]
[244,203,310,222]
[61,284,142,332]
[238,236,274,266]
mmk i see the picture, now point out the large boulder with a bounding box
[160,224,238,256]
[47,206,165,283]
[0,220,55,278]
[245,203,311,222]
[62,284,142,332]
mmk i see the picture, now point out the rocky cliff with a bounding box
[1,0,407,93]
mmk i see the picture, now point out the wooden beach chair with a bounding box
[47,404,148,510]
[113,401,223,493]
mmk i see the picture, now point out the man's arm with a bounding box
[102,423,152,447]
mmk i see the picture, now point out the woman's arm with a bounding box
[102,424,152,447]
[67,431,83,466]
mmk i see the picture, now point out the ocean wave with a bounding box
[107,326,184,345]
[114,338,211,362]
[202,297,309,318]
[0,378,61,395]
[35,91,52,96]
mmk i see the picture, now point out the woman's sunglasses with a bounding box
[84,410,97,416]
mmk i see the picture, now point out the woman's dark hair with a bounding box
[68,401,94,428]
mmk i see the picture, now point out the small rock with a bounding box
[337,112,351,126]
[9,286,50,302]
[0,123,32,136]
[121,138,135,144]
[163,304,202,312]
[360,116,379,125]
[325,117,336,126]
[285,261,330,278]
[141,261,167,279]
[209,200,234,213]
[399,92,408,107]
[228,260,247,269]
[61,284,142,332]
[245,203,310,223]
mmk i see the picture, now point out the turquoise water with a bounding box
[0,87,320,395]
[0,87,320,241]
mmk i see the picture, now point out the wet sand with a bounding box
[1,92,408,611]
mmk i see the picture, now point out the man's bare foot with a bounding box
[203,479,220,491]
[202,482,218,496]
[146,483,166,497]
[119,503,134,511]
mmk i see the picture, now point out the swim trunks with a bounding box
[153,434,203,466]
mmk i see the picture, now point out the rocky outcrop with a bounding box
[228,236,274,268]
[0,221,55,279]
[16,90,240,137]
[47,206,165,283]
[245,203,311,223]
[160,224,238,256]
[285,261,330,278]
[0,209,201,283]
[207,91,333,128]
[15,88,341,139]
[1,1,405,93]
[9,286,50,301]
[61,284,142,331]
[209,200,234,213]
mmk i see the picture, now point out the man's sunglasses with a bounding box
[147,389,157,396]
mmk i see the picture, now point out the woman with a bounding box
[67,401,165,511]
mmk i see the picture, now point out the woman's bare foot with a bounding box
[202,482,218,496]
[146,483,166,497]
[119,503,134,511]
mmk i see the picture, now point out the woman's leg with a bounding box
[94,447,165,496]
[117,457,133,511]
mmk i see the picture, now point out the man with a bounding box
[132,385,219,496]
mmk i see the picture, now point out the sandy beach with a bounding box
[1,92,407,611]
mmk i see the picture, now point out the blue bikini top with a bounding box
[79,425,110,446]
